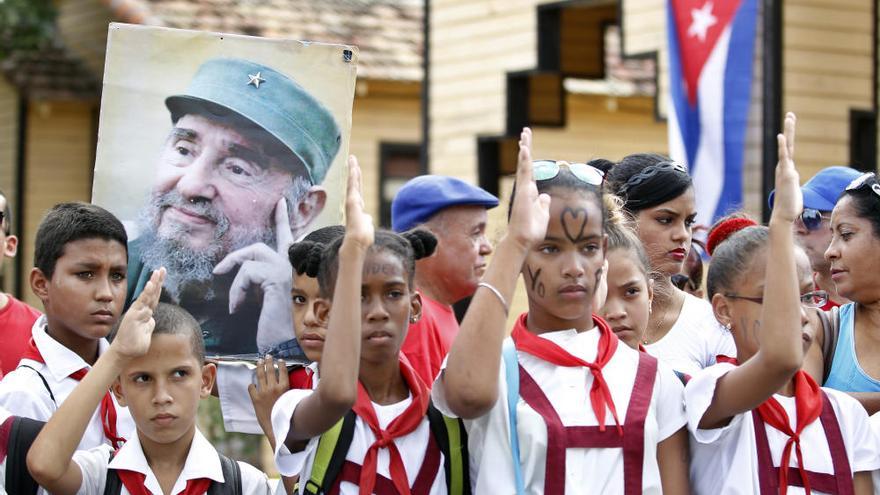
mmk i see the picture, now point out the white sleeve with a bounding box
[237,461,274,495]
[269,388,320,477]
[216,362,263,434]
[684,363,744,443]
[72,445,113,495]
[654,362,687,441]
[0,369,55,421]
[430,356,457,418]
[828,390,880,474]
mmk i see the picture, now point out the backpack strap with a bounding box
[303,410,357,495]
[208,453,242,495]
[425,402,471,495]
[818,306,841,384]
[501,340,525,495]
[16,364,57,407]
[4,416,45,495]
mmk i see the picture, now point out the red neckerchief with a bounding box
[351,357,430,495]
[715,355,823,495]
[21,338,126,449]
[288,366,314,390]
[116,470,211,495]
[510,312,623,434]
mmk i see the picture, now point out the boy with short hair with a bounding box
[0,202,134,449]
[0,189,41,376]
[27,270,275,494]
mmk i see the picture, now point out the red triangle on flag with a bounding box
[671,0,742,106]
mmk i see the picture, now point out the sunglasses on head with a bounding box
[798,208,828,231]
[533,160,604,186]
[846,172,880,198]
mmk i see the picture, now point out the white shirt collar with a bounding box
[109,428,224,494]
[30,315,110,382]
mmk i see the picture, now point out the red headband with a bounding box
[706,218,758,256]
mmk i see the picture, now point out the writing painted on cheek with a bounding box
[561,207,589,244]
[526,265,546,298]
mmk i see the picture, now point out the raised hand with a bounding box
[248,356,291,446]
[111,267,166,360]
[507,128,552,250]
[213,197,296,353]
[770,112,802,224]
[342,156,374,252]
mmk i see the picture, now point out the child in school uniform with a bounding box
[269,158,468,495]
[0,202,134,450]
[433,129,690,494]
[685,113,880,494]
[26,268,278,495]
[215,225,345,434]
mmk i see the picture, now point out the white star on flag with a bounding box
[688,1,718,42]
[247,72,266,88]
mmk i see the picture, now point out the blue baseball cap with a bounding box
[392,175,499,232]
[165,58,341,185]
[769,166,862,211]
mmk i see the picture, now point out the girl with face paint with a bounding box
[605,153,736,376]
[434,128,691,494]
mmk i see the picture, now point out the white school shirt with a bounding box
[644,292,735,376]
[432,329,687,495]
[686,363,880,494]
[218,361,319,434]
[0,316,134,450]
[0,406,10,495]
[870,412,880,494]
[72,428,273,495]
[270,388,447,495]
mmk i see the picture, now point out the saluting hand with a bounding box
[341,156,374,253]
[507,128,551,250]
[111,267,166,360]
[771,112,802,224]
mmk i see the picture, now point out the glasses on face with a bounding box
[798,208,828,231]
[723,290,829,308]
[533,160,604,186]
[846,172,880,198]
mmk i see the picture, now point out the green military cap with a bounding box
[165,57,341,185]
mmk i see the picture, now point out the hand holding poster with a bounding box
[92,24,357,360]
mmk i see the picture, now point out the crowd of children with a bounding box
[1,113,880,494]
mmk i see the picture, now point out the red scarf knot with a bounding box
[351,357,430,495]
[117,469,211,495]
[510,313,623,436]
[715,356,823,495]
[22,338,126,449]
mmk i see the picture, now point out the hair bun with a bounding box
[288,241,325,277]
[587,158,615,174]
[403,229,438,260]
[706,217,758,256]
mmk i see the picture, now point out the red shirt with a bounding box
[401,292,459,387]
[0,295,41,377]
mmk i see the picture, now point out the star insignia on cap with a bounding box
[247,72,266,88]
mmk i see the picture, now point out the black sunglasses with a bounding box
[798,208,828,231]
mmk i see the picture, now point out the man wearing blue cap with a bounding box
[771,165,861,309]
[391,175,498,384]
[126,57,341,357]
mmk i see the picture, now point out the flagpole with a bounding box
[761,0,782,223]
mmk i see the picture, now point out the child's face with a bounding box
[31,238,128,342]
[359,250,420,363]
[292,273,327,362]
[522,190,605,330]
[601,249,653,349]
[113,333,215,446]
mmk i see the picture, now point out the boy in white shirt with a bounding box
[26,269,276,495]
[0,202,134,449]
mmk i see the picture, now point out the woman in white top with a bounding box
[603,153,734,375]
[686,113,880,494]
[434,128,690,494]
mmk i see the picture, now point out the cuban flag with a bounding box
[667,0,759,227]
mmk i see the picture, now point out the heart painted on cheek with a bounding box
[561,207,588,243]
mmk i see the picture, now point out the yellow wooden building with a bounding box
[1,0,877,309]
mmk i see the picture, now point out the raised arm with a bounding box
[440,128,551,419]
[699,112,806,429]
[27,268,166,495]
[283,156,374,445]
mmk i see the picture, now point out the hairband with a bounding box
[617,161,688,197]
[706,217,758,256]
